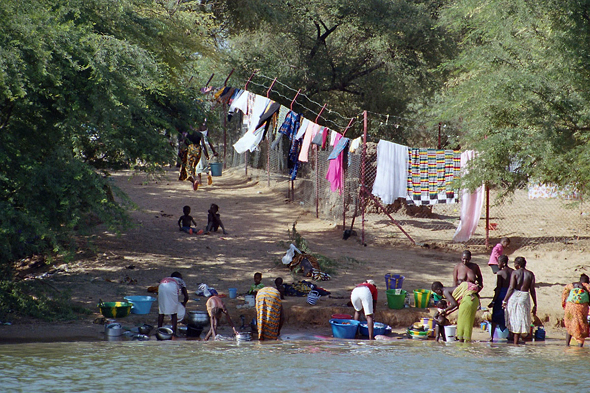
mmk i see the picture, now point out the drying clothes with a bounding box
[325,134,345,194]
[349,137,362,153]
[321,127,329,149]
[233,95,271,154]
[372,140,409,205]
[255,101,281,130]
[327,136,350,160]
[279,110,301,137]
[228,89,246,114]
[277,110,304,180]
[311,127,324,146]
[406,148,462,206]
[299,122,322,162]
[453,150,484,242]
[217,87,236,104]
[256,287,282,340]
[296,118,310,139]
[528,183,580,200]
[330,130,339,146]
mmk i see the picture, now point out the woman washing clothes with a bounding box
[562,274,590,347]
[431,281,480,342]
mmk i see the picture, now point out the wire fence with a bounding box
[214,105,590,250]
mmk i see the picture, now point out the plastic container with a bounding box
[384,274,404,290]
[386,289,407,310]
[98,301,133,318]
[331,314,353,320]
[307,290,320,305]
[413,289,432,308]
[244,295,255,307]
[124,296,156,315]
[228,288,237,299]
[444,325,456,342]
[535,327,546,341]
[359,322,391,337]
[329,319,360,339]
[210,162,223,177]
[493,326,509,340]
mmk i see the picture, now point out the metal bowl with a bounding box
[138,324,153,335]
[105,323,123,337]
[156,327,174,340]
[236,331,252,341]
[187,310,210,327]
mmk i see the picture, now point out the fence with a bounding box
[216,108,590,250]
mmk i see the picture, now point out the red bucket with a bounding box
[331,314,353,320]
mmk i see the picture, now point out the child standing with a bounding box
[434,299,450,342]
[178,205,203,234]
[488,237,510,274]
[206,203,227,234]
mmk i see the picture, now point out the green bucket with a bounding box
[413,289,432,308]
[210,162,223,177]
[386,289,407,310]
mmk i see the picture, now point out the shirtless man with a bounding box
[502,257,537,344]
[488,255,513,341]
[452,250,483,289]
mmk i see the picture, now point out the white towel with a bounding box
[233,95,271,154]
[295,118,310,140]
[453,150,484,242]
[371,140,409,204]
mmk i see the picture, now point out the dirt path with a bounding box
[3,166,588,341]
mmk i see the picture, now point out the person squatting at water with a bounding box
[503,257,537,345]
[158,272,189,336]
[204,295,238,341]
[350,279,378,340]
[255,287,284,340]
[561,274,590,347]
[431,281,479,342]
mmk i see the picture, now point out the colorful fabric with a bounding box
[325,133,345,194]
[488,243,504,266]
[299,122,321,162]
[328,137,350,160]
[505,290,531,334]
[406,148,461,206]
[248,283,265,295]
[456,288,479,341]
[278,111,303,180]
[310,268,331,281]
[179,144,202,182]
[453,150,484,242]
[492,287,508,328]
[451,281,479,303]
[528,183,580,200]
[562,283,590,342]
[567,287,590,304]
[256,287,282,340]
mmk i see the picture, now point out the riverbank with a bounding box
[3,167,585,344]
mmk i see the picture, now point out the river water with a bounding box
[0,335,586,392]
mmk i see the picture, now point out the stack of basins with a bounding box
[186,311,209,338]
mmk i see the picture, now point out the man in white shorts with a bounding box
[350,279,378,340]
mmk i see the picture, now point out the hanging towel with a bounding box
[406,148,461,205]
[299,122,322,162]
[229,89,248,115]
[327,137,350,160]
[349,137,362,153]
[325,134,345,194]
[330,130,339,146]
[371,140,409,204]
[296,118,310,140]
[233,96,272,153]
[453,150,484,242]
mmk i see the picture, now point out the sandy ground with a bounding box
[2,166,589,343]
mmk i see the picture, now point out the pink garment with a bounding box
[321,127,329,149]
[488,243,503,266]
[325,134,344,194]
[298,122,321,162]
[452,150,484,242]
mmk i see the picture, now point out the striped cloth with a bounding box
[256,287,282,340]
[406,149,461,205]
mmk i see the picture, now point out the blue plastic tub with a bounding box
[329,319,360,339]
[124,296,156,315]
[359,322,391,337]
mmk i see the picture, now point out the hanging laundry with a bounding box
[217,87,235,104]
[233,95,272,153]
[321,127,329,149]
[228,89,247,116]
[372,140,409,205]
[329,130,339,146]
[270,106,289,150]
[295,118,310,139]
[277,110,303,180]
[327,136,350,160]
[527,183,580,200]
[298,122,322,162]
[311,127,324,146]
[349,137,362,153]
[453,150,484,242]
[406,148,461,205]
[255,102,281,129]
[325,133,345,194]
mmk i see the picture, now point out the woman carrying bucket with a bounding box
[431,281,479,342]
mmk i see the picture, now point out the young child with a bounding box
[434,299,450,342]
[488,237,510,274]
[178,205,203,234]
[275,277,286,300]
[205,203,227,235]
[204,294,238,341]
[248,272,265,295]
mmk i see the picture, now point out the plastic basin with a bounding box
[331,314,353,320]
[386,289,407,309]
[124,296,156,315]
[98,302,133,318]
[329,319,360,339]
[359,322,391,337]
[413,289,432,308]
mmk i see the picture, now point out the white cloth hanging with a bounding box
[233,95,271,153]
[452,150,484,242]
[371,140,409,204]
